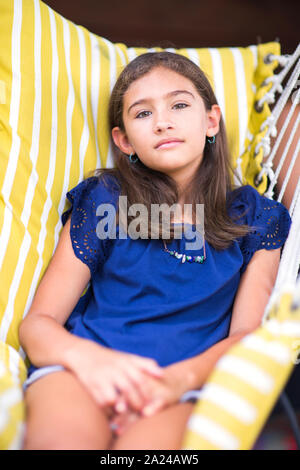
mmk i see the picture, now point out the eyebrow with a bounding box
[127,90,195,115]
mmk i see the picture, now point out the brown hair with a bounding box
[94,51,252,250]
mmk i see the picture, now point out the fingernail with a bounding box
[143,407,154,416]
[115,402,126,413]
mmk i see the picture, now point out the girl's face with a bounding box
[112,67,221,188]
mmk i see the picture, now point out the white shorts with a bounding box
[23,365,65,391]
[23,365,203,403]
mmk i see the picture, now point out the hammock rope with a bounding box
[256,56,300,167]
[263,177,300,321]
[256,45,300,320]
[257,44,300,111]
[264,99,300,201]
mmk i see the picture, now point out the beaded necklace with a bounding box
[162,234,206,264]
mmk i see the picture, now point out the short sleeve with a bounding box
[228,185,292,274]
[61,175,119,275]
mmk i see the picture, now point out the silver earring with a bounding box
[129,153,139,163]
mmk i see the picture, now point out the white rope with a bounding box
[269,59,300,124]
[260,115,277,137]
[257,44,300,111]
[255,53,299,183]
[259,59,300,145]
[263,97,300,200]
[255,136,271,159]
[253,58,300,193]
[289,175,300,217]
[266,54,290,67]
[263,177,300,321]
[274,176,300,289]
[277,137,300,205]
[255,79,300,191]
[260,45,300,319]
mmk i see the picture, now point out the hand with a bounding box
[139,365,188,417]
[67,338,164,413]
[108,365,191,437]
[117,363,190,421]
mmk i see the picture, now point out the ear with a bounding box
[206,105,221,138]
[111,127,135,155]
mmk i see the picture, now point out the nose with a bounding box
[153,113,174,133]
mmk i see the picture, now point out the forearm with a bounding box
[166,331,247,391]
[19,314,86,370]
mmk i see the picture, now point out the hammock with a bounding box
[0,0,299,449]
[258,44,300,320]
[242,44,300,447]
[182,44,300,450]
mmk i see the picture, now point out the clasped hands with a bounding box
[72,340,193,437]
[107,364,187,437]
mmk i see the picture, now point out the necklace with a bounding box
[162,236,206,264]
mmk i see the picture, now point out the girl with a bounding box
[19,52,292,450]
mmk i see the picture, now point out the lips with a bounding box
[155,138,183,149]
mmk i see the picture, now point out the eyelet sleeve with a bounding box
[229,185,292,274]
[61,175,119,275]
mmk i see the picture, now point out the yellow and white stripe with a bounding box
[187,414,240,450]
[216,355,275,394]
[183,290,300,450]
[0,341,26,450]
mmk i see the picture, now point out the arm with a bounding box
[165,246,281,392]
[129,246,282,421]
[19,217,163,411]
[19,217,92,368]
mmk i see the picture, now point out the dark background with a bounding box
[43,0,299,54]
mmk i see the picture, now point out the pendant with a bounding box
[162,241,206,264]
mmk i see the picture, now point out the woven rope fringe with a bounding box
[257,44,300,320]
[255,45,300,192]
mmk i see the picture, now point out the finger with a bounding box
[114,374,146,412]
[114,398,127,414]
[130,356,164,378]
[94,380,119,408]
[142,398,165,417]
[121,365,156,403]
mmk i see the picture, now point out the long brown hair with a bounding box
[94,51,252,250]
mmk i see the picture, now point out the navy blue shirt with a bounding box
[27,175,291,375]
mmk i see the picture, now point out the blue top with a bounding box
[27,175,291,376]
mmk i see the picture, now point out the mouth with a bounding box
[155,139,184,150]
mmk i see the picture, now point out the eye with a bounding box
[173,103,189,110]
[135,110,152,119]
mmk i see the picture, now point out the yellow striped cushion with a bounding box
[0,341,27,449]
[182,290,300,450]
